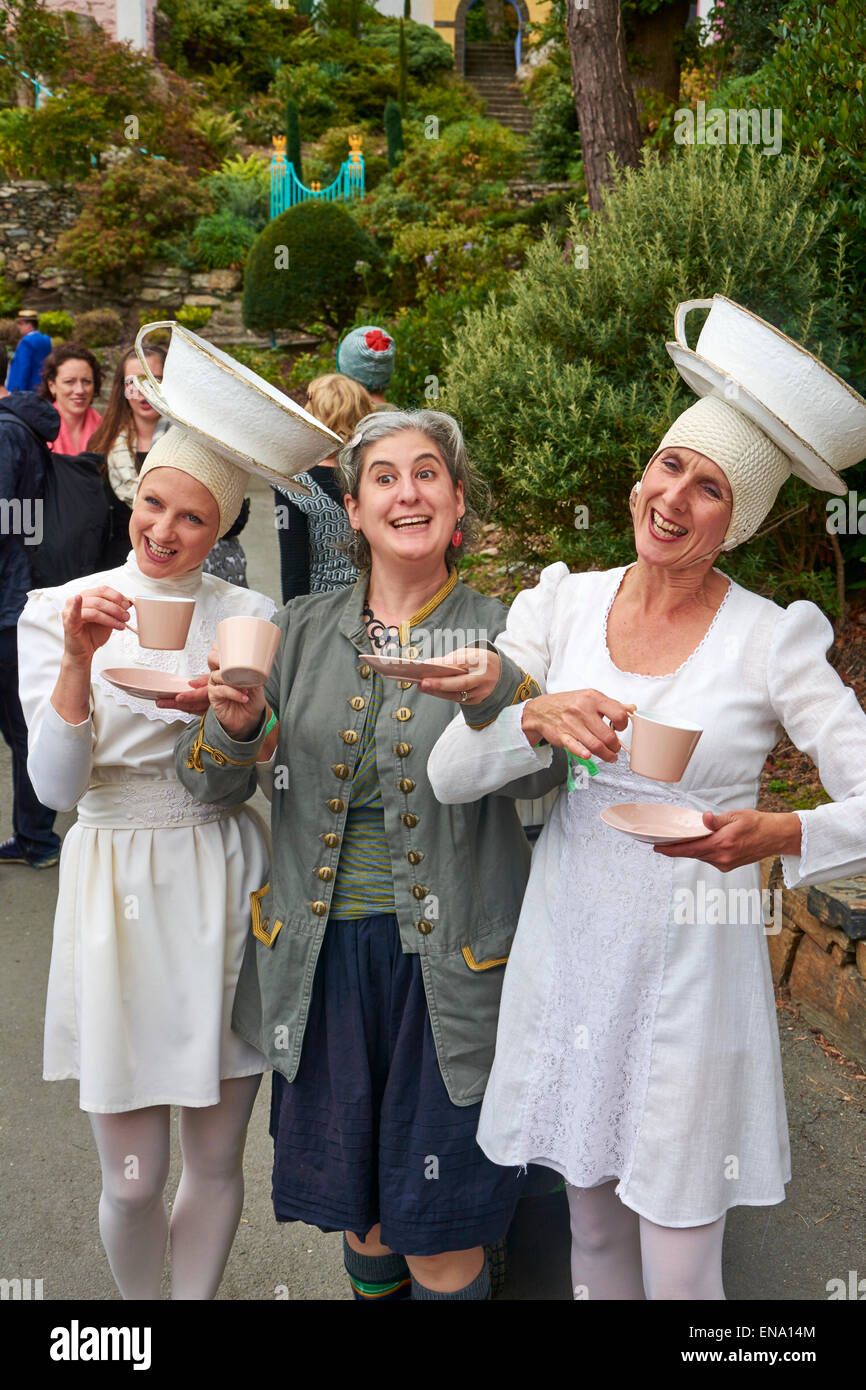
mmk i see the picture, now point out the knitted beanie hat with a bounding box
[643,395,792,548]
[137,426,247,538]
[337,325,395,390]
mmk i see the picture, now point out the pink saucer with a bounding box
[102,668,195,701]
[599,803,713,845]
[362,654,471,681]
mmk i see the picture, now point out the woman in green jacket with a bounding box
[175,409,562,1300]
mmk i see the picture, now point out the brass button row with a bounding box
[398,778,415,794]
[315,866,333,882]
[359,663,371,678]
[402,812,418,828]
[310,901,328,917]
[332,763,351,780]
[341,729,359,746]
[411,884,428,900]
[407,850,424,865]
[328,798,344,814]
[321,832,341,848]
[349,695,366,711]
[416,919,433,935]
[393,707,412,722]
[394,742,412,758]
[400,680,413,691]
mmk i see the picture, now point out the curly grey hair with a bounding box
[335,408,488,572]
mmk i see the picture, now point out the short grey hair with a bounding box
[335,409,488,571]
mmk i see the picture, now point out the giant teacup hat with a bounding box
[634,296,866,551]
[133,322,342,496]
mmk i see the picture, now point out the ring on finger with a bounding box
[459,689,469,703]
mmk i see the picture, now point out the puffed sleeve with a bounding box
[428,562,570,803]
[18,589,95,811]
[768,600,866,888]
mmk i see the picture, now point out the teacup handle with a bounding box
[134,322,176,397]
[618,710,635,751]
[673,298,715,350]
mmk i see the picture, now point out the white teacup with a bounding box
[217,616,280,687]
[127,596,195,651]
[619,709,703,783]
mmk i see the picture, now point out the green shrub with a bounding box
[443,147,853,608]
[243,199,378,333]
[56,157,210,283]
[192,210,258,270]
[384,97,404,168]
[188,108,242,162]
[72,308,125,347]
[0,277,21,318]
[525,53,581,182]
[361,18,453,80]
[205,154,271,227]
[176,305,213,332]
[39,310,74,338]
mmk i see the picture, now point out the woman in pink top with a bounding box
[39,343,103,454]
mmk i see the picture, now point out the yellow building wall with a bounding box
[432,0,551,53]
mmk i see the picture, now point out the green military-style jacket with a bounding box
[174,571,564,1106]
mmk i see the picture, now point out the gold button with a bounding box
[327,798,345,814]
[359,663,371,678]
[315,866,334,881]
[394,707,413,722]
[341,730,359,745]
[402,812,418,828]
[400,680,413,690]
[412,885,428,900]
[321,832,341,848]
[310,901,328,917]
[395,742,412,758]
[406,645,420,659]
[407,850,424,865]
[349,696,366,711]
[416,919,433,935]
[398,778,415,794]
[332,763,351,780]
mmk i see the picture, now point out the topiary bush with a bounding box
[39,310,74,339]
[72,308,125,347]
[243,199,378,333]
[443,146,854,609]
[360,18,453,80]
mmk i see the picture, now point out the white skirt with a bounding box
[44,781,270,1113]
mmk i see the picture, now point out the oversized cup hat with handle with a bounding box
[665,296,866,494]
[133,322,343,495]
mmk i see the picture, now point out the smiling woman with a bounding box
[39,343,103,456]
[16,425,278,1301]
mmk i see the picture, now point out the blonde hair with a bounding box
[305,373,373,445]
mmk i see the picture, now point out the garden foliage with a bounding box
[443,148,852,610]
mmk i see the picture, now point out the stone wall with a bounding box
[763,857,866,1069]
[0,180,82,300]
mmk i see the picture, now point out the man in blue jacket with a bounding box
[6,311,52,392]
[0,392,61,867]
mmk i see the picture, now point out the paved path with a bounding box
[1,477,864,1300]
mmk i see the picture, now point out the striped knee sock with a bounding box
[343,1235,411,1301]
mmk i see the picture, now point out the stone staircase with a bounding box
[464,41,533,137]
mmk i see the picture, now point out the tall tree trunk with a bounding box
[566,0,642,210]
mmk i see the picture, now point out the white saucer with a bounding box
[362,654,471,681]
[666,344,847,493]
[102,668,196,701]
[600,802,713,845]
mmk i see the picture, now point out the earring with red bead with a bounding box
[451,515,464,548]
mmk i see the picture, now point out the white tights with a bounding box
[567,1180,726,1300]
[88,1074,262,1300]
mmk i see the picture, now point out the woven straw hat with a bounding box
[138,426,247,538]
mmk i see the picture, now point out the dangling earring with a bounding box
[451,516,464,548]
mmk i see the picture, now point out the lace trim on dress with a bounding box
[781,810,808,888]
[602,565,734,681]
[94,595,275,726]
[517,772,679,1188]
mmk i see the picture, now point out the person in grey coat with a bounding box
[175,409,562,1300]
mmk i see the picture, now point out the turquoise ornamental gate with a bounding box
[270,134,365,220]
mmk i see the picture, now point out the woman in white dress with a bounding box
[426,390,866,1300]
[18,425,276,1300]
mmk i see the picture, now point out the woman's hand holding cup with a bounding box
[205,643,266,740]
[521,689,636,761]
[61,587,133,669]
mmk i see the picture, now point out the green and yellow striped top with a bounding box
[330,671,396,917]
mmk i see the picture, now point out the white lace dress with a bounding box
[18,554,273,1113]
[427,563,866,1226]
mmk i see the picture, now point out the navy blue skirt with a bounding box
[269,913,526,1256]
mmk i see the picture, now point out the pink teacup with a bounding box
[127,595,195,651]
[217,616,280,687]
[618,709,703,783]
